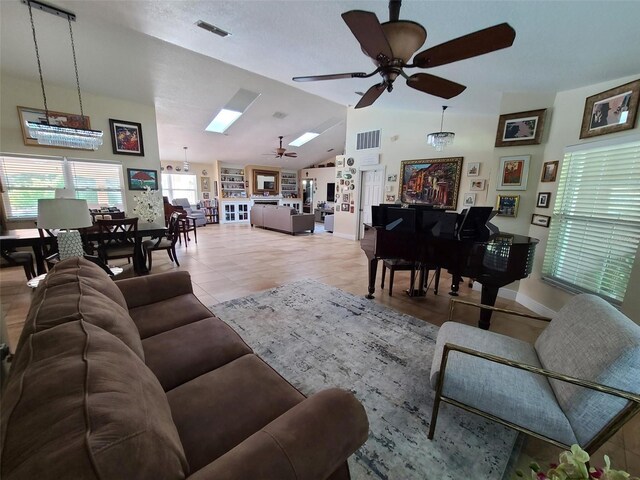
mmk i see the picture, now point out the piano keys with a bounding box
[360,205,538,329]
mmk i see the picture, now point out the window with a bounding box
[162,173,197,204]
[0,156,125,219]
[542,137,640,304]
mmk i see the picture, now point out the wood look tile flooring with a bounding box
[1,222,637,476]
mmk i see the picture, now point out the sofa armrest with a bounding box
[115,271,194,309]
[291,214,315,232]
[187,388,368,480]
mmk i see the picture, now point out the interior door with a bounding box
[359,168,384,239]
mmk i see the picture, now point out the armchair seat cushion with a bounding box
[431,322,577,446]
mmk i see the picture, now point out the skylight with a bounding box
[289,132,319,147]
[205,109,242,133]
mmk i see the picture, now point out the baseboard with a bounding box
[332,232,357,241]
[472,283,557,317]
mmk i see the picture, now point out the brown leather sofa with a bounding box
[0,257,368,479]
[251,204,315,234]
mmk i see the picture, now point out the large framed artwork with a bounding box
[494,109,546,147]
[127,168,158,191]
[17,106,92,148]
[109,119,145,156]
[579,79,640,139]
[399,157,463,209]
[496,155,530,191]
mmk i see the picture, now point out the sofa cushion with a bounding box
[16,257,144,360]
[431,322,577,446]
[167,354,305,472]
[535,294,640,446]
[129,293,214,339]
[142,316,253,391]
[1,321,188,480]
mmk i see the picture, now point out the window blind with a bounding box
[0,156,65,219]
[0,156,125,219]
[161,173,197,204]
[542,139,640,304]
[69,160,124,210]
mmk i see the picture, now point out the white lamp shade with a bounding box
[37,198,93,229]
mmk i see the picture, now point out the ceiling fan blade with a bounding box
[413,23,516,68]
[342,10,393,62]
[406,73,466,99]
[293,72,370,82]
[355,83,386,109]
[284,153,298,157]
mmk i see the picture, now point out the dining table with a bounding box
[0,222,167,275]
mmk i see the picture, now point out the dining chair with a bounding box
[95,217,138,265]
[142,212,182,270]
[0,249,36,280]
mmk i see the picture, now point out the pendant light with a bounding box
[24,0,103,150]
[427,106,455,152]
[183,146,190,172]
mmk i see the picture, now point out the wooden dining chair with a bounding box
[95,218,138,265]
[142,212,182,270]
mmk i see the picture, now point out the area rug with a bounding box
[209,279,517,480]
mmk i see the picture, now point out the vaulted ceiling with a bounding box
[2,1,640,169]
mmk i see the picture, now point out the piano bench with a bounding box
[381,259,416,296]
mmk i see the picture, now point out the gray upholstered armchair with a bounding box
[428,294,640,454]
[171,198,207,227]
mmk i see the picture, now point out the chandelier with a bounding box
[25,0,103,150]
[427,106,455,151]
[183,146,190,172]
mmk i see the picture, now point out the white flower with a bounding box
[132,186,162,223]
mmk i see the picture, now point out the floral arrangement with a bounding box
[132,186,162,223]
[516,445,638,480]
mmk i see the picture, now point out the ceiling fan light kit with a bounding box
[293,0,515,109]
[427,106,455,151]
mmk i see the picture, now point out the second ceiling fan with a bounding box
[265,136,297,158]
[293,0,516,108]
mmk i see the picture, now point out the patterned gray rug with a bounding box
[209,279,517,480]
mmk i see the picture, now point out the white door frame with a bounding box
[357,164,386,240]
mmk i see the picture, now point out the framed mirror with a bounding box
[253,169,279,195]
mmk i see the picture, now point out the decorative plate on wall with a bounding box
[166,165,173,171]
[346,157,355,166]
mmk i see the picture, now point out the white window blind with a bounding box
[0,156,125,219]
[69,160,125,210]
[162,173,197,205]
[542,138,640,304]
[0,157,65,219]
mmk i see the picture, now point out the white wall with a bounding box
[1,74,161,225]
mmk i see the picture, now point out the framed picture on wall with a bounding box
[497,155,530,191]
[109,119,145,156]
[541,160,559,182]
[470,179,486,191]
[201,176,210,192]
[127,168,158,191]
[536,192,551,208]
[463,193,476,207]
[579,79,640,139]
[466,162,480,176]
[399,157,463,209]
[494,109,546,147]
[531,213,551,227]
[496,194,520,217]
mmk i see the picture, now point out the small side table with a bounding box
[179,216,198,245]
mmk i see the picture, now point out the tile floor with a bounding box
[1,222,637,475]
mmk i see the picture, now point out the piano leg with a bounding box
[366,257,378,299]
[479,286,499,330]
[449,274,462,296]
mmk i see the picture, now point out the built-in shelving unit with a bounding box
[220,168,247,198]
[280,171,298,198]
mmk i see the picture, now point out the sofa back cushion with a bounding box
[17,257,144,360]
[1,320,188,480]
[535,294,640,446]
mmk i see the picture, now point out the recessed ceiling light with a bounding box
[196,20,231,37]
[206,109,242,133]
[205,88,260,134]
[289,132,319,147]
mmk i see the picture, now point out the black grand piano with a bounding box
[360,204,538,330]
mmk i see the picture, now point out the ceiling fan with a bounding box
[264,136,298,158]
[293,0,516,109]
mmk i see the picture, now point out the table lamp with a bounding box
[37,198,93,260]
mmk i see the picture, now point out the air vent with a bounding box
[196,20,231,37]
[272,111,287,119]
[356,129,381,151]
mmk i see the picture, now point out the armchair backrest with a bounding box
[171,198,193,214]
[535,294,640,446]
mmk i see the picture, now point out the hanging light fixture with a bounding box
[427,106,455,152]
[183,146,190,172]
[24,0,103,150]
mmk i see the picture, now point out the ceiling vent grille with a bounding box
[356,129,381,151]
[272,111,287,119]
[196,20,231,37]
